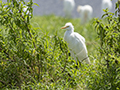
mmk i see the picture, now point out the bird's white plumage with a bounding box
[61,22,90,64]
[63,0,75,18]
[101,0,112,14]
[77,5,93,24]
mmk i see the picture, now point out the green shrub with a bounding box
[87,1,120,89]
[0,0,77,89]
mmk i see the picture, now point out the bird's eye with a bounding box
[66,26,69,27]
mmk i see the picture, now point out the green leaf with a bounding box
[33,3,39,7]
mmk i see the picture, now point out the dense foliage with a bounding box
[0,0,120,89]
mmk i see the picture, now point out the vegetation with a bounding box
[0,0,120,89]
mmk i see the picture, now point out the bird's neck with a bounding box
[66,29,74,34]
[64,29,73,42]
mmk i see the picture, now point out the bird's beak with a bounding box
[61,26,68,29]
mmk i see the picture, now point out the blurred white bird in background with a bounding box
[77,5,93,24]
[23,6,30,15]
[63,0,75,18]
[61,22,90,64]
[22,6,32,19]
[101,0,112,14]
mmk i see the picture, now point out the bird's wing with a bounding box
[73,32,88,60]
[74,32,85,43]
[67,32,86,54]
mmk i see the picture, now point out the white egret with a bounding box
[101,0,112,14]
[61,22,90,64]
[77,5,93,24]
[63,0,75,18]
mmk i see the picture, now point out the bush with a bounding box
[0,0,76,89]
[88,1,120,89]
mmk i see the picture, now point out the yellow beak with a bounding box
[61,26,68,29]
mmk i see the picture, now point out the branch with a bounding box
[62,51,68,73]
[118,0,120,22]
[0,80,7,88]
[0,46,10,59]
[20,14,36,49]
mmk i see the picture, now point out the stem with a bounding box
[0,80,7,88]
[0,47,10,59]
[20,15,36,49]
[62,51,68,73]
[118,0,120,22]
[40,56,42,80]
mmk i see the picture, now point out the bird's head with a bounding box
[61,22,74,31]
[77,5,82,13]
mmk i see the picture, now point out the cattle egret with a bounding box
[63,0,75,18]
[61,22,90,64]
[101,0,112,14]
[77,5,93,24]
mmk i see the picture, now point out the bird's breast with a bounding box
[64,32,85,54]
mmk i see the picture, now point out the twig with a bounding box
[62,51,68,73]
[0,80,6,85]
[118,0,120,22]
[20,15,36,49]
[0,46,10,59]
[0,80,7,88]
